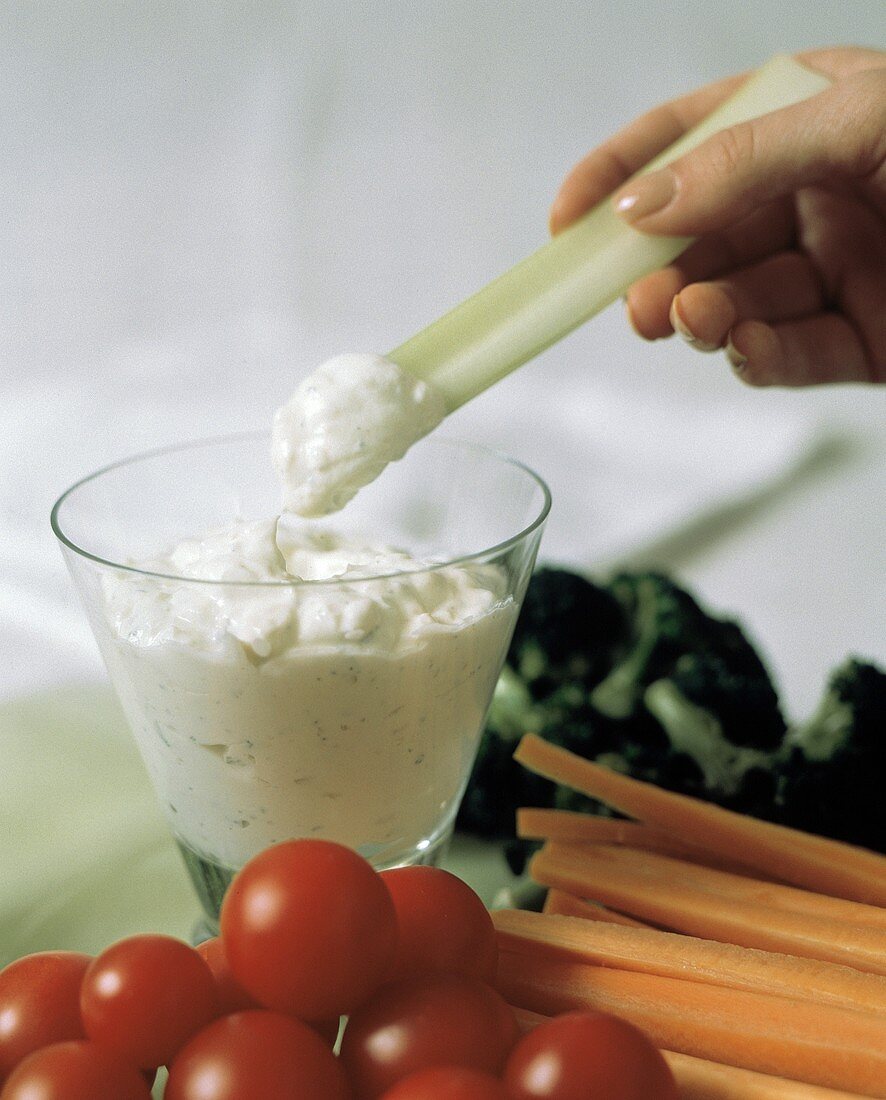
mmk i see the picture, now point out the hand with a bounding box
[551,48,886,386]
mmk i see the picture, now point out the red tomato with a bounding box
[1,1040,152,1099]
[220,839,397,1020]
[165,1009,351,1100]
[80,933,218,1068]
[339,973,519,1099]
[0,950,91,1080]
[194,936,341,1046]
[195,936,261,1015]
[379,1066,513,1099]
[503,1011,679,1100]
[380,866,498,982]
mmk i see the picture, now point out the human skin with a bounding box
[551,48,886,387]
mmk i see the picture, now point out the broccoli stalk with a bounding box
[643,678,776,807]
[590,573,715,719]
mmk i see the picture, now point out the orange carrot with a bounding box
[511,1007,873,1098]
[530,842,886,976]
[518,807,688,847]
[542,887,654,929]
[514,733,886,906]
[495,949,886,1096]
[546,841,886,932]
[662,1050,878,1100]
[517,808,770,876]
[493,908,886,1015]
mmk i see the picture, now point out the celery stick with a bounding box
[388,56,830,411]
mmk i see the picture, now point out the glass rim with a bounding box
[50,431,552,588]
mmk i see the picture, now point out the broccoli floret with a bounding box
[590,573,716,719]
[651,652,786,751]
[459,566,786,841]
[774,659,886,851]
[590,573,781,730]
[643,653,783,816]
[508,568,625,697]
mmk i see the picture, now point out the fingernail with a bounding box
[670,296,718,353]
[614,169,676,221]
[726,335,748,374]
[548,196,565,235]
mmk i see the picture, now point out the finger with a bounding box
[614,69,886,236]
[727,315,877,387]
[670,251,827,350]
[795,186,886,368]
[550,72,747,233]
[625,200,796,339]
[796,46,886,81]
[553,49,886,234]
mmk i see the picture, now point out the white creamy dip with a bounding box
[272,353,447,517]
[102,521,516,869]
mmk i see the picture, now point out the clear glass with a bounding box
[52,433,549,930]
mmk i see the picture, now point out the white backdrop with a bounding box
[2,5,884,735]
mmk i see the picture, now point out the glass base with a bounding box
[179,822,456,944]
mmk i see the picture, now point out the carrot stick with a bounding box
[493,908,886,1015]
[518,808,690,847]
[548,841,886,933]
[514,733,886,906]
[511,1008,873,1099]
[662,1050,878,1100]
[543,888,654,929]
[530,843,886,976]
[517,808,769,876]
[495,949,886,1097]
[521,809,789,882]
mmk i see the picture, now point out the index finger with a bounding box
[550,47,882,234]
[550,70,748,234]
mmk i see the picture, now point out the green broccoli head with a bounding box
[653,652,786,751]
[589,572,782,725]
[775,658,886,851]
[641,653,783,817]
[459,567,788,839]
[507,567,625,697]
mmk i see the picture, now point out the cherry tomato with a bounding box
[165,1009,351,1100]
[379,1066,513,1099]
[0,950,91,1080]
[80,933,218,1068]
[380,866,498,982]
[220,839,397,1020]
[339,973,519,1099]
[1,1040,152,1099]
[503,1010,678,1100]
[194,936,341,1046]
[196,936,262,1015]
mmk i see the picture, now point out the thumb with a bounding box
[612,69,886,235]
